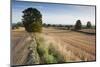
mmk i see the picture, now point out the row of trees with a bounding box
[12,20,92,30]
[43,20,92,29]
[43,20,92,30]
[12,22,24,29]
[43,23,72,28]
[75,20,92,30]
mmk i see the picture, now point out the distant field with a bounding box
[11,27,96,65]
[80,29,96,34]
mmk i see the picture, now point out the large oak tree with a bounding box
[22,8,42,32]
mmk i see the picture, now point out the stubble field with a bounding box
[11,27,96,65]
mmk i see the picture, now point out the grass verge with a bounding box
[36,34,65,64]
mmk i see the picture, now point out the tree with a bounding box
[74,20,82,30]
[12,23,16,29]
[16,22,24,27]
[22,8,42,32]
[86,21,92,29]
[22,8,42,64]
[12,23,19,29]
[43,23,46,27]
[47,24,51,27]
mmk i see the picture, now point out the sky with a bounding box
[12,1,96,25]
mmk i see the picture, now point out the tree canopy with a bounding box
[86,21,92,29]
[22,8,42,32]
[74,20,82,30]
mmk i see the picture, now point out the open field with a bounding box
[79,29,96,34]
[11,27,96,65]
[11,28,31,65]
[43,27,96,61]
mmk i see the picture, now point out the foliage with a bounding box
[74,20,82,30]
[12,23,18,29]
[22,8,42,32]
[12,22,23,29]
[16,22,24,27]
[49,44,65,63]
[43,54,57,63]
[86,21,92,29]
[36,35,65,64]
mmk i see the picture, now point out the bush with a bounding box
[37,44,45,56]
[43,54,57,63]
[49,44,65,63]
[36,35,65,64]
